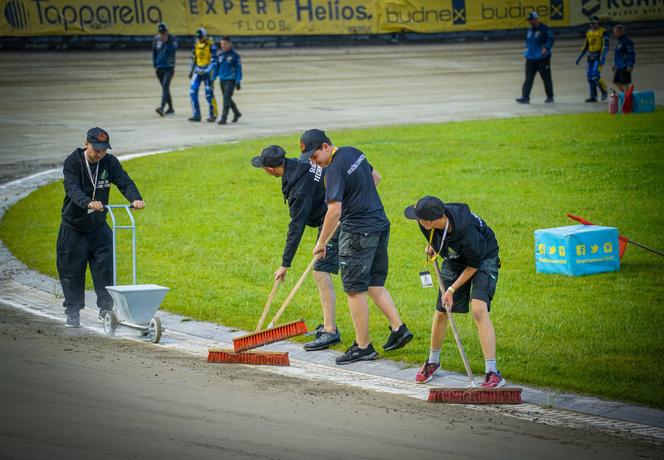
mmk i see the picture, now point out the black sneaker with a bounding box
[188,116,201,122]
[218,118,227,125]
[544,97,555,103]
[165,108,175,115]
[232,112,242,123]
[155,107,166,116]
[382,323,413,351]
[98,308,112,323]
[515,97,529,104]
[335,342,378,365]
[585,97,598,103]
[206,116,216,122]
[601,91,608,101]
[65,311,80,328]
[304,328,341,351]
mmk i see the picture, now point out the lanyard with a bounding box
[427,220,449,262]
[84,154,100,201]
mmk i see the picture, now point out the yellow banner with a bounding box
[377,0,570,34]
[569,0,664,25]
[1,0,662,36]
[185,0,377,36]
[0,0,187,35]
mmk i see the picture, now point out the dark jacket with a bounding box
[61,148,142,233]
[614,35,636,70]
[217,48,242,82]
[524,22,554,60]
[419,203,499,270]
[152,33,177,69]
[280,158,327,267]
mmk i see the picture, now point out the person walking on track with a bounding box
[57,128,144,328]
[252,145,341,351]
[217,36,243,125]
[516,12,555,104]
[188,27,218,122]
[152,22,177,116]
[299,129,413,365]
[576,16,609,102]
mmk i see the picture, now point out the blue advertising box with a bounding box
[534,225,620,276]
[618,91,656,113]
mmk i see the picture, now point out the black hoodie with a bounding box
[280,158,327,267]
[419,203,498,270]
[61,148,142,233]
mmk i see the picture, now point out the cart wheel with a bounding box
[103,311,117,337]
[149,317,162,344]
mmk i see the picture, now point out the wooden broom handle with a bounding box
[256,279,280,332]
[433,260,476,385]
[268,222,340,328]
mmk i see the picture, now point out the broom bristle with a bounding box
[233,320,308,352]
[207,348,290,366]
[428,387,522,404]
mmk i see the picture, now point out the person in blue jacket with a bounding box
[216,36,243,125]
[612,24,636,93]
[152,22,177,116]
[189,27,218,122]
[516,12,555,104]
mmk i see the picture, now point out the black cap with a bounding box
[86,127,111,150]
[158,22,167,33]
[527,11,539,20]
[404,196,445,221]
[252,145,286,168]
[298,129,331,163]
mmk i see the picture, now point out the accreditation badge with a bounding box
[419,271,433,288]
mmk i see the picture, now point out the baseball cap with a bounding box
[251,145,286,168]
[404,196,446,221]
[86,127,111,150]
[527,12,539,20]
[157,22,168,33]
[298,129,331,163]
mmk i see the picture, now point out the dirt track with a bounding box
[1,36,663,184]
[1,304,661,460]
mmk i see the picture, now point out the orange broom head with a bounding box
[428,387,522,404]
[207,348,290,366]
[233,319,308,353]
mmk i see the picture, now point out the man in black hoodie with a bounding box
[404,196,505,388]
[251,145,341,351]
[57,128,144,328]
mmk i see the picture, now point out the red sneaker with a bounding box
[415,361,440,384]
[481,371,505,388]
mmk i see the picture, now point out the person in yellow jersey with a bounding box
[188,27,218,122]
[576,16,609,102]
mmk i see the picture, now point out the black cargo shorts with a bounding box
[338,228,390,293]
[436,257,500,313]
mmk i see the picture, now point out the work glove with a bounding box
[236,82,241,90]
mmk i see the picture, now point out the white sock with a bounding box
[485,359,497,374]
[429,349,441,364]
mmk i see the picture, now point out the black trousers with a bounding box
[156,68,174,110]
[522,56,554,99]
[56,223,114,314]
[220,79,239,120]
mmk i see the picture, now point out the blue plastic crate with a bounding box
[534,225,620,276]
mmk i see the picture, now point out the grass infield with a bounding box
[2,111,663,408]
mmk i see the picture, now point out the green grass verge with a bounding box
[2,111,664,408]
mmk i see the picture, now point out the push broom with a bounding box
[232,223,340,353]
[208,279,290,366]
[427,260,522,404]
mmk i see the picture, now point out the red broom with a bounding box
[208,348,290,366]
[428,260,522,405]
[232,223,340,353]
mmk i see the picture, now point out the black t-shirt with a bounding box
[324,146,390,233]
[419,203,499,269]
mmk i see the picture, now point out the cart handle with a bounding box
[105,204,137,286]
